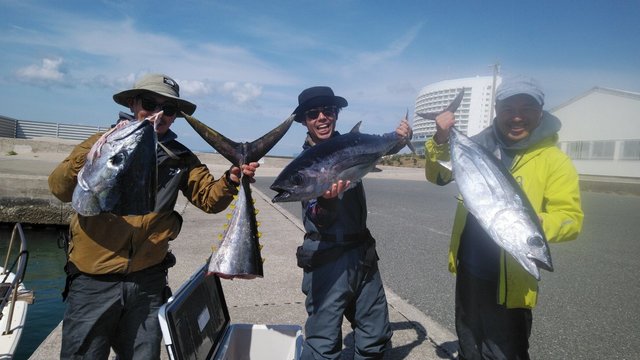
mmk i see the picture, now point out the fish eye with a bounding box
[292,173,305,186]
[527,235,544,247]
[110,152,127,166]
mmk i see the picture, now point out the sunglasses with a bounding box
[305,106,337,120]
[139,96,178,117]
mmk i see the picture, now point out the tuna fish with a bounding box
[183,113,294,279]
[418,90,553,280]
[72,118,157,216]
[270,114,414,203]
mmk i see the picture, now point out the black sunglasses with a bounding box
[305,106,338,120]
[139,96,178,117]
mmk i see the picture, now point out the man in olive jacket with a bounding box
[49,73,259,360]
[425,76,583,360]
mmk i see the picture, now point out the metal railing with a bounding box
[0,115,110,141]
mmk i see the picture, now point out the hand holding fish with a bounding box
[141,111,165,133]
[229,162,261,184]
[322,180,351,199]
[395,115,413,139]
[434,111,455,145]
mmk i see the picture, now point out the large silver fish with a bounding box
[419,90,553,280]
[270,116,414,203]
[72,119,157,216]
[183,113,294,279]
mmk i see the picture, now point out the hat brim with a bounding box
[113,89,197,117]
[495,90,544,106]
[293,95,348,122]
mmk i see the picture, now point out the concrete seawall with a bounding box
[1,138,78,225]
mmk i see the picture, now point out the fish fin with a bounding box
[184,112,294,165]
[349,121,362,134]
[402,109,417,153]
[371,167,383,172]
[493,147,502,160]
[182,112,242,165]
[416,111,441,120]
[406,141,416,154]
[244,114,295,163]
[446,89,465,113]
[437,159,453,172]
[416,89,466,120]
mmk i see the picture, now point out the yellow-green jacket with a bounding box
[425,118,583,309]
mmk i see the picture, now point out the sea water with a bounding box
[0,224,67,360]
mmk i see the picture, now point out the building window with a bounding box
[591,140,615,160]
[565,141,590,160]
[620,140,640,160]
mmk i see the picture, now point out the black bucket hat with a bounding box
[112,73,197,117]
[293,86,348,122]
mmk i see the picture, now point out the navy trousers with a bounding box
[300,244,392,360]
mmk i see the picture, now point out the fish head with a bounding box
[92,120,155,182]
[526,233,554,272]
[73,119,157,216]
[270,167,321,203]
[509,231,553,281]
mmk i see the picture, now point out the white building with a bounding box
[412,76,500,153]
[552,87,640,178]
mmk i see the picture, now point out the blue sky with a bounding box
[1,0,639,156]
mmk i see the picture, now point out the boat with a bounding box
[0,223,34,359]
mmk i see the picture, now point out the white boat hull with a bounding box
[0,268,29,359]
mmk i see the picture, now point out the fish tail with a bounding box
[416,88,466,120]
[182,112,242,165]
[243,114,295,163]
[183,112,294,165]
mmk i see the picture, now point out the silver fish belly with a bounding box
[449,127,553,280]
[208,177,262,279]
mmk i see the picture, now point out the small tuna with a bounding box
[183,113,294,279]
[72,118,157,216]
[419,90,553,280]
[270,115,414,203]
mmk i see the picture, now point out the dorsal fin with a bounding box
[350,121,362,134]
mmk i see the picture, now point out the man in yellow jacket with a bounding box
[49,73,259,360]
[425,76,583,360]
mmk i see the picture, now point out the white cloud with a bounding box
[179,79,212,97]
[354,23,423,69]
[221,82,263,104]
[15,57,66,84]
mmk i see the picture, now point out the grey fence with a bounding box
[0,115,110,141]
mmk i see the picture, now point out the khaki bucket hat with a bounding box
[113,73,197,116]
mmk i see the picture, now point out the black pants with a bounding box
[455,267,532,360]
[61,267,168,360]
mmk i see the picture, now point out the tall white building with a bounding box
[411,76,500,153]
